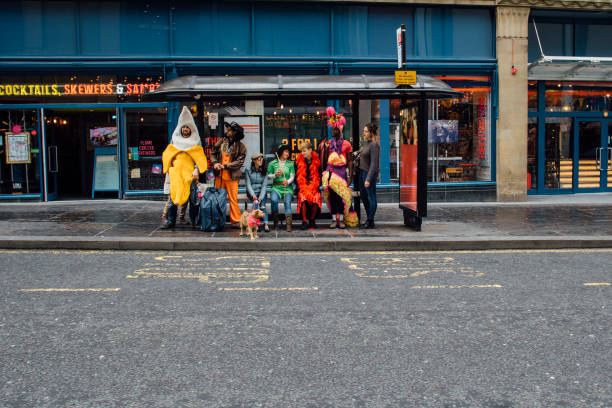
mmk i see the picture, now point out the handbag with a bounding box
[351,149,363,177]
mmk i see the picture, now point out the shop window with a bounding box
[545,81,612,112]
[125,108,168,191]
[0,110,41,195]
[428,76,492,182]
[528,117,537,190]
[545,117,573,189]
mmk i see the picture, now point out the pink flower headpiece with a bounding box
[326,106,346,129]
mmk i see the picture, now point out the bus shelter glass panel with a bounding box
[125,108,168,191]
[545,117,573,189]
[0,109,41,195]
[262,99,339,161]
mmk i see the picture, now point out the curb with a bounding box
[1,236,612,251]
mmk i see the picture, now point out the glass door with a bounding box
[606,122,611,190]
[42,109,58,200]
[574,119,609,192]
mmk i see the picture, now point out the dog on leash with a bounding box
[239,209,265,240]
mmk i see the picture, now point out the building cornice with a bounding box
[496,0,612,9]
[271,0,612,10]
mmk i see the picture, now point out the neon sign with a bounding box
[0,83,160,97]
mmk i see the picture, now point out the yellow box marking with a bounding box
[19,288,120,293]
[583,282,611,286]
[217,287,318,292]
[343,256,484,279]
[127,255,270,285]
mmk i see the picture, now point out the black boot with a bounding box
[301,220,309,230]
[367,220,375,229]
[359,220,369,229]
[309,219,317,229]
[272,211,279,230]
[286,214,293,232]
[161,203,177,229]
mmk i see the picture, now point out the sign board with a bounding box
[92,147,119,197]
[396,25,406,69]
[224,116,261,170]
[0,82,160,97]
[395,71,417,86]
[208,112,219,129]
[5,132,31,164]
[245,100,264,116]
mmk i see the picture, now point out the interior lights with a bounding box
[53,118,57,124]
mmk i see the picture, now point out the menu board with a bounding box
[92,148,119,195]
[5,132,31,164]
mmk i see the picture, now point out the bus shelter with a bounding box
[146,75,460,230]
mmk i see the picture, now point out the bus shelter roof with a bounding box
[145,74,462,100]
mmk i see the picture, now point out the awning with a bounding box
[144,74,462,100]
[528,56,612,81]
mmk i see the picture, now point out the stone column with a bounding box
[496,6,530,201]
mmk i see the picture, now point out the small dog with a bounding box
[239,209,265,240]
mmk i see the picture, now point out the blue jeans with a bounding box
[249,191,268,223]
[359,170,377,222]
[270,189,293,215]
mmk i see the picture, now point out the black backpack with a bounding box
[198,187,228,232]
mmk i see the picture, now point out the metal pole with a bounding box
[352,97,360,221]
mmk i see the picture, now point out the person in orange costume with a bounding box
[161,106,207,229]
[210,121,247,227]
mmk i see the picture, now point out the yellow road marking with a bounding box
[218,287,318,292]
[583,282,611,286]
[411,284,502,289]
[19,288,120,293]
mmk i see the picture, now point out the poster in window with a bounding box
[399,107,418,212]
[428,120,458,143]
[90,127,118,147]
[5,132,31,164]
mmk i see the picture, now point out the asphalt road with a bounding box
[1,249,611,408]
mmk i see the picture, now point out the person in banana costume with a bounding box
[161,106,207,229]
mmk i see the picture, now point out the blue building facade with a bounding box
[0,1,497,201]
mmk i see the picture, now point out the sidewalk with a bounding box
[0,193,611,251]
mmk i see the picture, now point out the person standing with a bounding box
[210,121,247,228]
[295,141,321,230]
[161,106,207,229]
[245,153,270,233]
[267,144,295,232]
[358,123,380,229]
[321,107,353,229]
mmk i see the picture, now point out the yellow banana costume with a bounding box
[162,145,207,205]
[161,106,208,206]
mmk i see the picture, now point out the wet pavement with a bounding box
[0,193,611,250]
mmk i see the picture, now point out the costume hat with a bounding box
[171,106,201,151]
